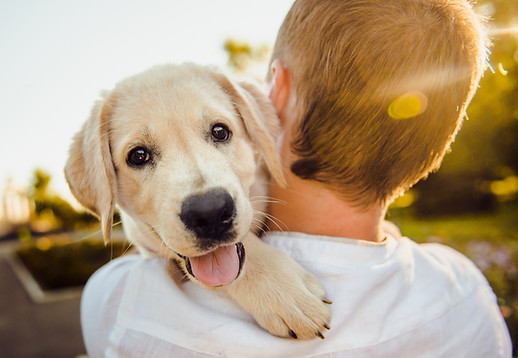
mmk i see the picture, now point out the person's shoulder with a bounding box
[412,239,485,281]
[84,254,167,298]
[89,253,146,279]
[401,238,504,331]
[397,238,511,356]
[399,237,489,292]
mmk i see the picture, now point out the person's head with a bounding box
[267,0,490,208]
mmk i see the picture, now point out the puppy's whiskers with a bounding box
[128,223,168,254]
[253,209,288,233]
[268,212,288,232]
[250,195,286,206]
[159,240,173,258]
[252,218,269,237]
[121,242,135,255]
[68,220,120,243]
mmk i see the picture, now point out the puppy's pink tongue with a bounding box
[189,245,240,287]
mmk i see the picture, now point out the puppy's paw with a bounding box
[253,263,332,340]
[224,234,331,340]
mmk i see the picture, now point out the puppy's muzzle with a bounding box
[180,188,236,248]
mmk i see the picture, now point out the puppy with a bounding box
[65,63,331,340]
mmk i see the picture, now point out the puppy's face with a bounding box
[66,64,284,287]
[110,68,256,258]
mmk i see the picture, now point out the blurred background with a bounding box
[0,0,517,357]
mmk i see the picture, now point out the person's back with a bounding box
[82,231,511,357]
[261,0,512,355]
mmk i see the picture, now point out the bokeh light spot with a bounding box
[36,236,53,251]
[497,62,508,76]
[388,91,428,120]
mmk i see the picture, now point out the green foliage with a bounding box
[223,38,271,78]
[26,169,98,231]
[443,58,518,176]
[413,0,518,213]
[413,172,497,217]
[31,169,51,197]
[17,238,128,290]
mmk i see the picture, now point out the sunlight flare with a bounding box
[489,25,518,37]
[388,91,428,120]
[497,63,508,76]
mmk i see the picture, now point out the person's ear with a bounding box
[268,59,291,118]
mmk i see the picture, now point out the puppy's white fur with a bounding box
[66,63,330,339]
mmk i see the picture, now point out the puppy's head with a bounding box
[65,63,284,286]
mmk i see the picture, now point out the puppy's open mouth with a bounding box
[179,242,245,287]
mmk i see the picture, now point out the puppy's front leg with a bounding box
[222,233,331,340]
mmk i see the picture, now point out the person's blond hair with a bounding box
[270,0,490,207]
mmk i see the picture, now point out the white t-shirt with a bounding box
[81,232,512,357]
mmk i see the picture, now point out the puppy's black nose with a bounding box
[180,188,235,244]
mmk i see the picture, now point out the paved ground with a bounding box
[0,242,86,358]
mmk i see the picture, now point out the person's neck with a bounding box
[268,171,387,243]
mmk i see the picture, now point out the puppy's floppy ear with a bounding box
[212,73,287,187]
[65,93,118,244]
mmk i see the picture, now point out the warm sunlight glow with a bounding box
[35,236,53,251]
[489,25,518,37]
[388,91,428,120]
[490,176,518,198]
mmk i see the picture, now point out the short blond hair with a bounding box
[270,0,489,206]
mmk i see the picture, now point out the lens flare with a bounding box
[497,63,508,76]
[388,91,428,120]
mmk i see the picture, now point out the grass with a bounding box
[388,201,518,246]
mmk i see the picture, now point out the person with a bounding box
[81,0,512,357]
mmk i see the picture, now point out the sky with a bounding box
[0,0,295,207]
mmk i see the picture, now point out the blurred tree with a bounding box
[32,169,51,197]
[28,169,97,232]
[224,38,271,79]
[413,0,518,215]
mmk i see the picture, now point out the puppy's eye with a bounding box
[127,147,151,167]
[211,123,232,143]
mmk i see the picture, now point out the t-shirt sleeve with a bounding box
[81,255,142,358]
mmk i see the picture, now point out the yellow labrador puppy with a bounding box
[65,63,331,340]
